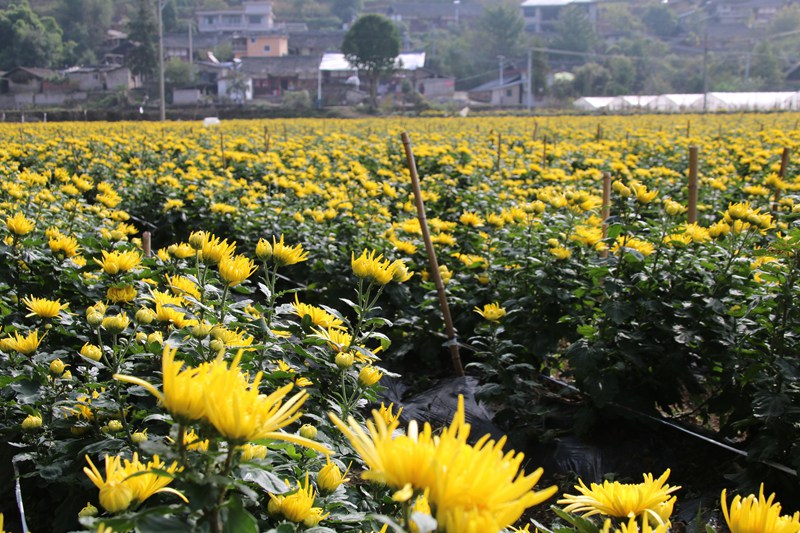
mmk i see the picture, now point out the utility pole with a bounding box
[157,0,166,121]
[702,18,709,112]
[527,48,533,112]
[498,55,505,86]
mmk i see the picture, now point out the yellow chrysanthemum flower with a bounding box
[115,344,210,423]
[95,249,142,275]
[474,302,507,322]
[6,212,35,236]
[721,484,800,533]
[330,395,557,533]
[558,470,679,525]
[83,453,186,514]
[218,253,257,286]
[7,330,43,356]
[352,249,394,285]
[270,234,309,266]
[197,232,236,265]
[292,295,345,330]
[317,456,351,494]
[106,285,137,304]
[202,351,330,453]
[49,233,80,258]
[22,295,68,319]
[166,275,201,301]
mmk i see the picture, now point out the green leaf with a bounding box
[240,466,291,494]
[222,495,258,533]
[136,513,191,533]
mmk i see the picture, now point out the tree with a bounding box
[477,4,525,61]
[56,0,113,65]
[551,5,596,58]
[126,0,158,81]
[641,3,678,38]
[341,14,400,109]
[0,0,66,70]
[164,57,194,87]
[332,0,361,24]
[749,41,782,89]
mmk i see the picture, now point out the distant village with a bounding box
[2,0,800,115]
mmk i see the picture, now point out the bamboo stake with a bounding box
[264,126,270,152]
[533,121,538,141]
[601,172,611,259]
[687,145,699,224]
[542,136,548,167]
[773,147,790,213]
[401,132,464,378]
[142,231,152,258]
[220,131,226,169]
[496,132,502,171]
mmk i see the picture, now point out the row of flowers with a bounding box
[0,114,799,531]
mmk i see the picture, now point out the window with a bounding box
[250,37,257,43]
[263,44,271,53]
[205,16,215,25]
[522,7,537,17]
[249,15,263,24]
[222,15,241,25]
[506,89,513,97]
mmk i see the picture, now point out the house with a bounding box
[232,33,288,59]
[711,0,787,27]
[0,67,80,107]
[63,65,139,91]
[196,1,274,33]
[520,0,598,33]
[163,32,228,63]
[240,55,321,99]
[288,30,345,57]
[318,51,427,104]
[364,2,483,31]
[467,75,526,106]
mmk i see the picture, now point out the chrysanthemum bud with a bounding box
[335,351,355,369]
[131,430,148,444]
[80,343,102,362]
[299,424,318,440]
[49,358,66,376]
[209,339,225,352]
[22,414,43,430]
[78,501,98,517]
[107,420,123,432]
[86,311,104,327]
[135,307,156,325]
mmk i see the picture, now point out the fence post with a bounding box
[687,146,699,224]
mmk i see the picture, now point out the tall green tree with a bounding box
[641,3,678,38]
[126,0,158,81]
[0,0,66,70]
[551,5,596,59]
[56,0,113,64]
[749,40,783,89]
[341,14,400,109]
[477,3,525,61]
[332,0,361,24]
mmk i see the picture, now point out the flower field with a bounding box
[1,114,799,533]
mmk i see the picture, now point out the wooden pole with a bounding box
[601,172,611,259]
[264,126,270,152]
[142,231,152,258]
[773,147,790,213]
[687,145,699,224]
[496,132,502,171]
[542,136,548,167]
[533,121,538,141]
[401,132,464,378]
[220,131,226,169]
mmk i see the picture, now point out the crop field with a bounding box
[0,114,799,532]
